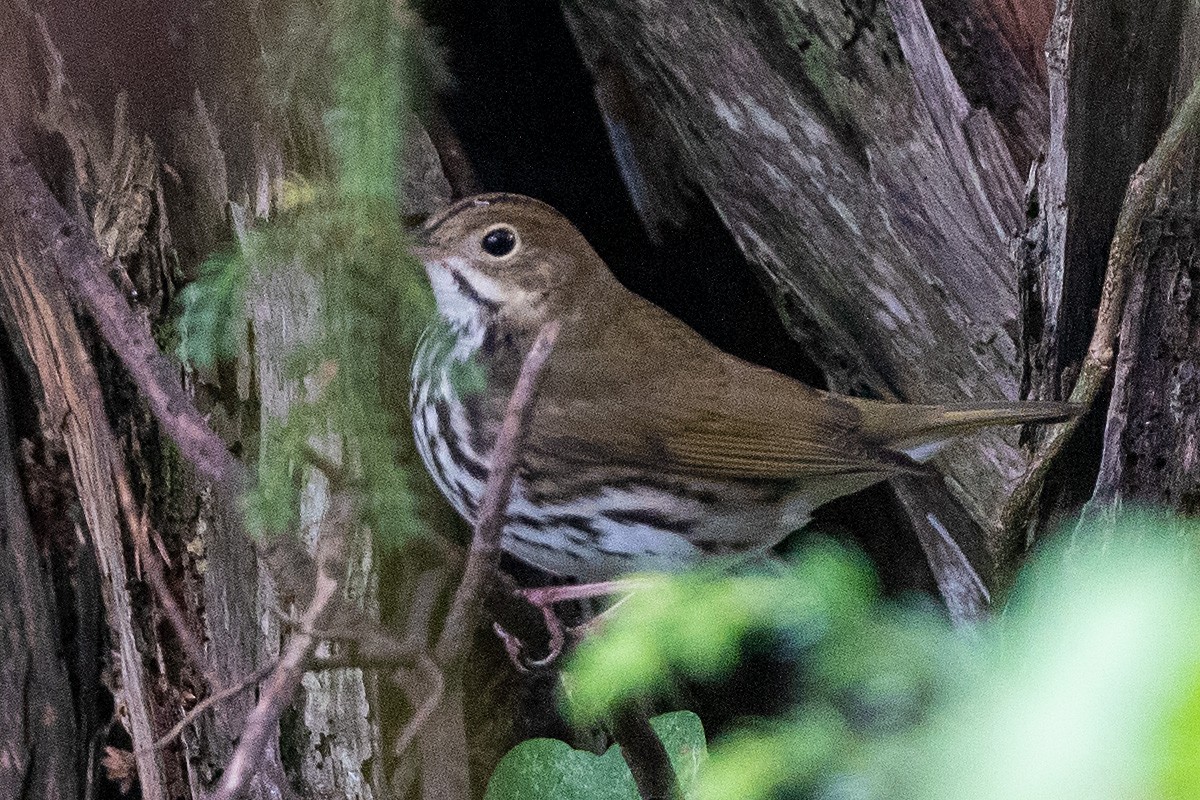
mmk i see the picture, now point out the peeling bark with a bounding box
[1020,0,1194,535]
[0,198,169,800]
[1,3,452,798]
[562,0,1200,587]
[0,358,79,800]
[561,0,1048,581]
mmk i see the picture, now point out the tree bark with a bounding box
[1081,2,1200,521]
[5,0,1200,796]
[0,355,80,800]
[560,0,1200,587]
[0,2,452,798]
[560,0,1050,586]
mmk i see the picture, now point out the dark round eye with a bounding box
[481,226,518,257]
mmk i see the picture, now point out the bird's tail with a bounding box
[847,399,1081,460]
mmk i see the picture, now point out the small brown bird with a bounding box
[410,193,1074,581]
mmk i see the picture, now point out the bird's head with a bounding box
[412,193,607,335]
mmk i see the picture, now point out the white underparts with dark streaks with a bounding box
[411,257,815,580]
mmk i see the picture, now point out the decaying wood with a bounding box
[0,360,80,800]
[0,159,168,799]
[561,0,1048,582]
[1013,0,1197,542]
[1021,0,1188,409]
[2,13,290,793]
[564,0,1200,588]
[1006,69,1200,538]
[208,488,351,800]
[1,5,456,799]
[8,1,1200,798]
[1083,3,1200,523]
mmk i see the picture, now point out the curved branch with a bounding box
[1003,72,1200,540]
[433,320,561,669]
[8,156,244,489]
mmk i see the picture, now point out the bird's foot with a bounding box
[493,579,648,671]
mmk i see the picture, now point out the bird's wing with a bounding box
[529,294,923,483]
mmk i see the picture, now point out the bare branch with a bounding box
[1003,72,1200,539]
[299,444,353,490]
[400,322,559,800]
[7,156,244,489]
[433,320,561,669]
[152,662,279,752]
[111,460,215,685]
[393,656,445,757]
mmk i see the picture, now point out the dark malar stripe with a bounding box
[450,269,500,313]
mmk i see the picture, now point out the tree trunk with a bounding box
[558,0,1200,588]
[4,0,1200,797]
[0,361,80,800]
[559,0,1048,593]
[0,2,452,798]
[1076,3,1200,520]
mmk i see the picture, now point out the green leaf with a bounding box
[484,711,707,800]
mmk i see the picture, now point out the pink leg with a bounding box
[494,579,649,670]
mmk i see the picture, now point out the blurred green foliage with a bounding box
[176,0,433,545]
[176,250,249,366]
[488,516,1200,800]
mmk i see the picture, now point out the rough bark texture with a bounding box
[1021,0,1195,531]
[561,0,1050,581]
[1,2,452,798]
[1084,2,1200,518]
[5,0,1200,796]
[1,169,172,799]
[0,362,80,800]
[1022,0,1185,406]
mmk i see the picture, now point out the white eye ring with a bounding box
[480,225,520,259]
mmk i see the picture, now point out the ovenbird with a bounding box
[410,193,1074,581]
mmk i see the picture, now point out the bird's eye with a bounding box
[480,226,518,258]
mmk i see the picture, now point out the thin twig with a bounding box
[1003,72,1200,539]
[111,458,216,686]
[153,643,435,758]
[8,144,416,696]
[206,493,351,800]
[518,579,651,606]
[393,656,446,757]
[152,661,280,751]
[433,321,561,669]
[300,444,352,490]
[408,322,558,800]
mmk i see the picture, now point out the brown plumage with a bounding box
[410,193,1076,579]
